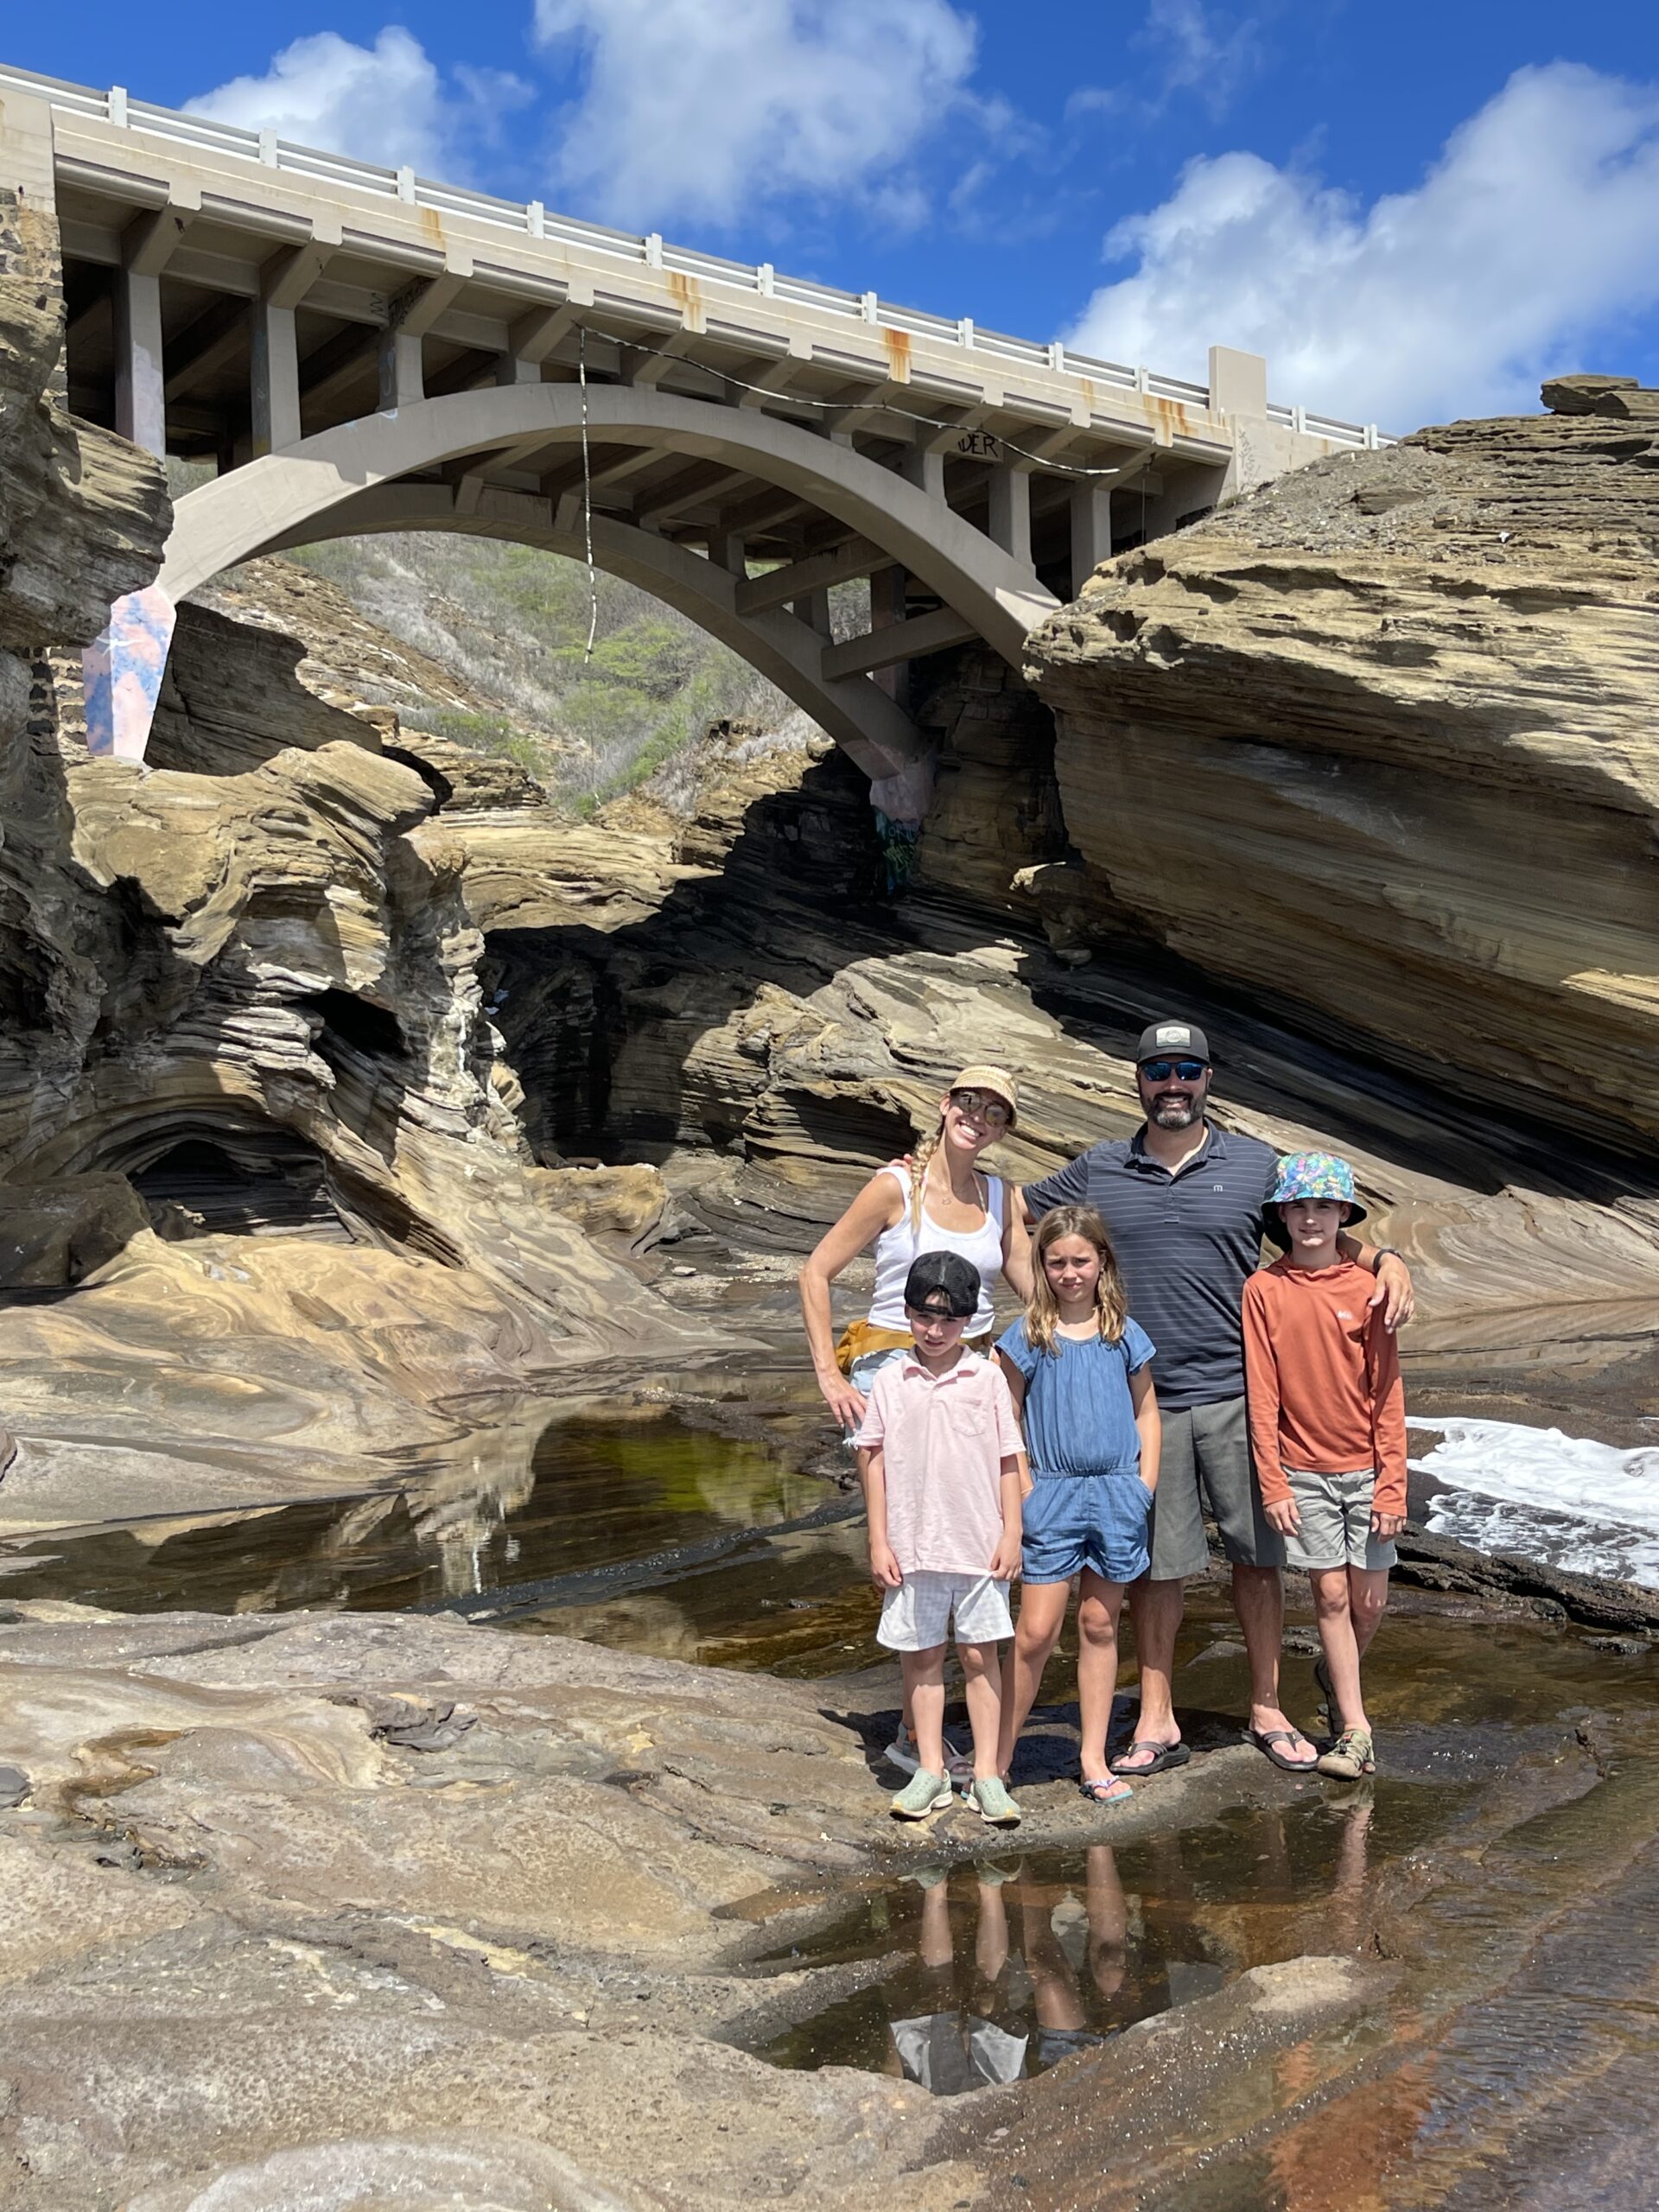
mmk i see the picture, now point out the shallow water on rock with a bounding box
[0,1408,854,1630]
[754,1783,1466,2094]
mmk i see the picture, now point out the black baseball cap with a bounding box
[1135,1020,1211,1065]
[904,1250,980,1320]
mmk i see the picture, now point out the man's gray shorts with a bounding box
[1147,1395,1285,1580]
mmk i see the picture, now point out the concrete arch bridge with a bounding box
[1,62,1387,812]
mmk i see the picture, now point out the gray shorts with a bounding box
[1147,1395,1285,1580]
[1281,1466,1398,1573]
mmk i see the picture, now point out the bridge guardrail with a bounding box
[0,59,1389,449]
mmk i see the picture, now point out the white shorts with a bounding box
[877,1570,1014,1651]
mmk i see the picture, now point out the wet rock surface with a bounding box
[0,1598,1650,2209]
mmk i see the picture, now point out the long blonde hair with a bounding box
[1027,1205,1128,1353]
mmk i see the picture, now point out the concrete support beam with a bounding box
[388,257,474,339]
[737,536,892,615]
[795,588,833,639]
[738,338,810,410]
[251,301,301,455]
[902,447,945,499]
[705,531,746,575]
[830,378,913,435]
[497,353,541,385]
[378,328,424,411]
[988,462,1033,565]
[823,605,977,680]
[507,281,594,366]
[111,187,201,457]
[626,330,701,388]
[112,264,166,456]
[636,464,754,529]
[121,188,200,278]
[922,403,1004,456]
[1070,480,1114,590]
[260,221,340,312]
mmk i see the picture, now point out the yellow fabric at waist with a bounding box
[833,1317,995,1374]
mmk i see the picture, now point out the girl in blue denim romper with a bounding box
[995,1205,1161,1803]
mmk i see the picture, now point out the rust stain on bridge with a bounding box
[881,327,912,382]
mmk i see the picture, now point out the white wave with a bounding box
[1409,1416,1659,1590]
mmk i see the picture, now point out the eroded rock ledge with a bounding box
[1025,383,1659,1148]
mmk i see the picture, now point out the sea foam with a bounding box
[1410,1418,1659,1591]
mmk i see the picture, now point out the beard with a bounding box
[1148,1090,1201,1128]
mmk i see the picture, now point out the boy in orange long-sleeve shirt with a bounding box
[1243,1153,1407,1780]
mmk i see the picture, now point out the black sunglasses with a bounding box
[1140,1058,1207,1083]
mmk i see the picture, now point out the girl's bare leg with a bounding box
[1076,1572,1126,1781]
[995,1580,1071,1776]
[903,1644,949,1773]
[1308,1568,1368,1734]
[959,1639,1003,1782]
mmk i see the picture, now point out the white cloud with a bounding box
[186,28,529,178]
[1138,0,1261,116]
[532,0,979,230]
[1067,62,1659,433]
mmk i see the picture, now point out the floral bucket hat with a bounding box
[1269,1150,1367,1224]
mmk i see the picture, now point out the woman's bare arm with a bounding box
[1001,1184,1033,1304]
[798,1173,905,1426]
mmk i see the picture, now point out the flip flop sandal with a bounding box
[1251,1726,1319,1773]
[1078,1776,1134,1806]
[1108,1740,1191,1777]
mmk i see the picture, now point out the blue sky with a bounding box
[13,2,1659,431]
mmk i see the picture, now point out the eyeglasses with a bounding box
[1139,1058,1207,1083]
[950,1087,1012,1128]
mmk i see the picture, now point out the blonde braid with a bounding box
[910,1118,944,1233]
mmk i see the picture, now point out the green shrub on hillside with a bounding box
[289,533,788,806]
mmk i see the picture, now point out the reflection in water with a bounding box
[0,1411,851,1630]
[761,1796,1403,2094]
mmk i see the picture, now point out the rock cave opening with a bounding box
[301,987,409,1072]
[130,1133,352,1243]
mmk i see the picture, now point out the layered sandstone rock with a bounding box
[1025,384,1659,1149]
[0,263,708,1526]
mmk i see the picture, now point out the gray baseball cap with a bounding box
[1135,1019,1211,1065]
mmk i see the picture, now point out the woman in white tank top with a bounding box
[798,1064,1033,1434]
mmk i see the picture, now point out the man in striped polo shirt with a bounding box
[1022,1020,1414,1776]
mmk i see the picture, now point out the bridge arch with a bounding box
[160,383,1064,800]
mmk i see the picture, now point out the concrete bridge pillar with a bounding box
[251,302,302,456]
[988,461,1033,567]
[378,329,424,411]
[113,264,166,456]
[1070,480,1113,593]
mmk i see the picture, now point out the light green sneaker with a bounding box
[967,1776,1022,1827]
[890,1769,954,1821]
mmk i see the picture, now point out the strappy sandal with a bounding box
[1078,1775,1134,1806]
[1317,1727,1376,1779]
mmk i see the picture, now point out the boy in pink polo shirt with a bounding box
[855,1251,1027,1826]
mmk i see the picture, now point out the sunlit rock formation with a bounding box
[1026,382,1659,1147]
